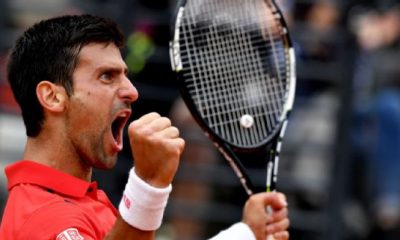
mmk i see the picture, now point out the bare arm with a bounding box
[105,218,155,240]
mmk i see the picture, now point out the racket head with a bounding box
[170,0,296,151]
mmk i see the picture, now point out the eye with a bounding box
[99,72,113,82]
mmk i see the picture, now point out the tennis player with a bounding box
[0,14,289,240]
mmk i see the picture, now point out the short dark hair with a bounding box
[7,14,125,137]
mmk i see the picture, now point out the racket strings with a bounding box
[208,110,282,128]
[215,0,270,147]
[179,30,288,73]
[184,15,282,144]
[188,91,284,113]
[180,0,290,147]
[206,17,241,143]
[183,6,285,102]
[181,1,286,98]
[204,27,270,144]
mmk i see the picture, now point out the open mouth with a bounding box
[111,110,131,149]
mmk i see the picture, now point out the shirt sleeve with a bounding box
[17,202,98,240]
[208,222,256,240]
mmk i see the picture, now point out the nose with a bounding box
[118,77,139,104]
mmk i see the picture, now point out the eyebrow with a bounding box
[97,65,129,76]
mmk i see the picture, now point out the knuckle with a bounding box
[137,126,154,138]
[149,112,161,118]
[180,138,185,150]
[161,117,172,125]
[284,218,290,228]
[171,126,179,134]
[129,121,138,131]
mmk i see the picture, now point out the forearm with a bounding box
[105,217,155,240]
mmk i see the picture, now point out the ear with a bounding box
[36,81,68,113]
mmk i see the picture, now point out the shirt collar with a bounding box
[5,160,97,198]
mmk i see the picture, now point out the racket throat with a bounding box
[216,143,255,195]
[266,158,275,192]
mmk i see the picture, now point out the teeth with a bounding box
[120,112,128,118]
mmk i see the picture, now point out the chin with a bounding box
[96,157,118,170]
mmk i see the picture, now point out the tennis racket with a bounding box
[169,0,296,196]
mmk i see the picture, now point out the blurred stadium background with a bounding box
[0,0,399,239]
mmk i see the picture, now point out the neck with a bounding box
[24,135,92,182]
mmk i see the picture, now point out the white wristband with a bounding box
[118,168,172,231]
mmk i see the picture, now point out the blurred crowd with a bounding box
[0,0,399,240]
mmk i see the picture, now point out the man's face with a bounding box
[65,43,138,169]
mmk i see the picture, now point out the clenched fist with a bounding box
[128,112,185,188]
[243,192,290,240]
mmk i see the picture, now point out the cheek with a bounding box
[66,105,108,152]
[67,96,103,134]
[67,89,115,133]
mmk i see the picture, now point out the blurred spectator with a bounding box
[348,0,400,238]
[285,0,342,208]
